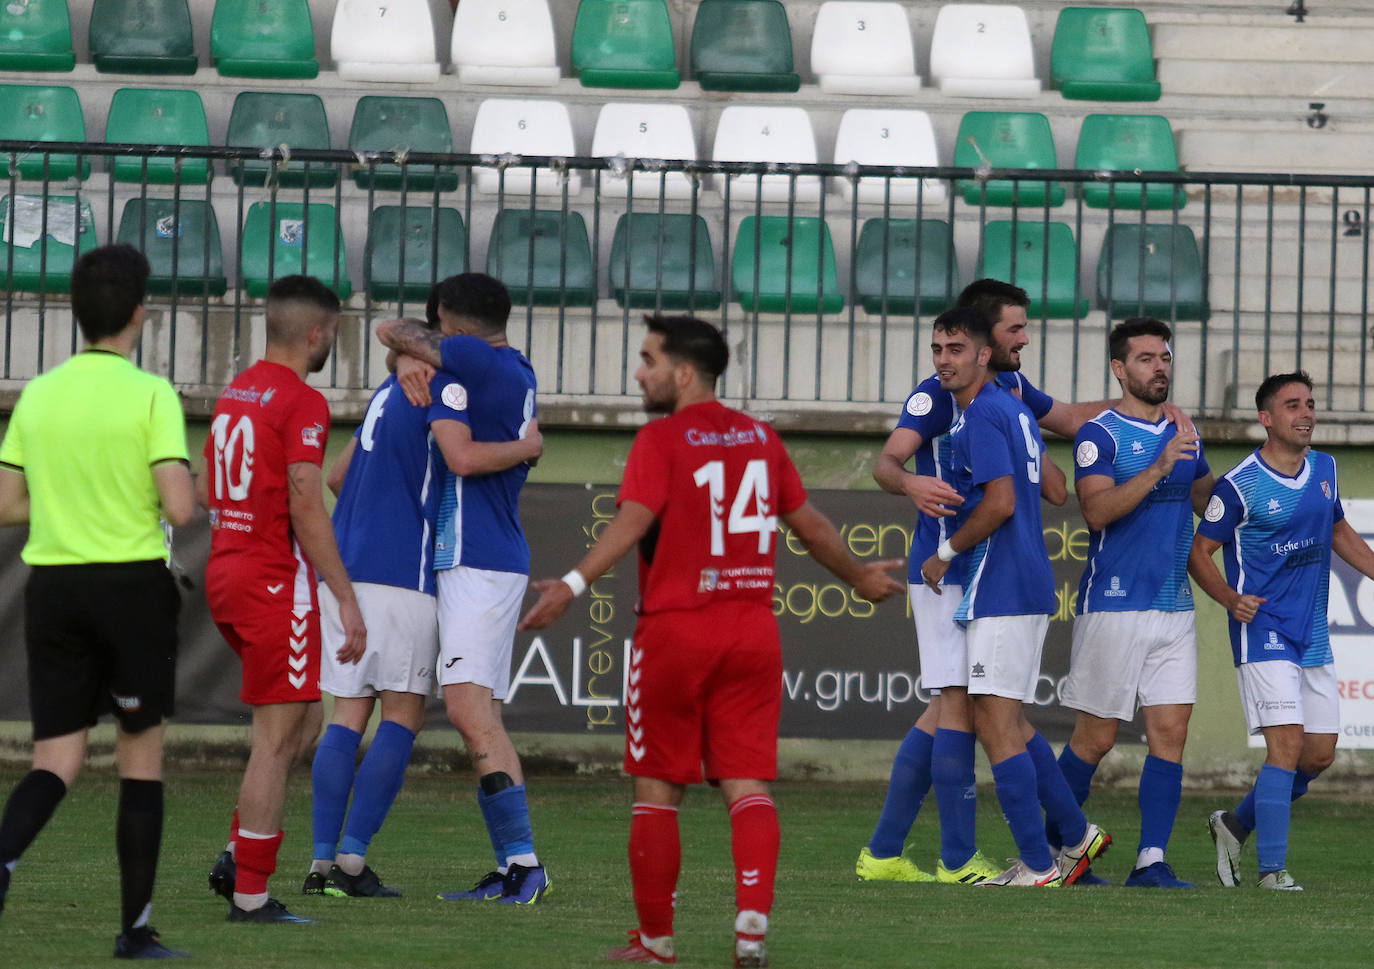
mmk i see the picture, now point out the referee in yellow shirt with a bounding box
[0,244,195,959]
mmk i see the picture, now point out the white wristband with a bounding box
[561,569,588,598]
[936,540,957,563]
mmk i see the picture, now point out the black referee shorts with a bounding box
[26,560,181,741]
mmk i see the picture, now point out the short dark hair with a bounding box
[956,278,1029,323]
[265,275,341,343]
[644,313,729,381]
[1256,370,1314,412]
[932,306,993,345]
[70,243,150,343]
[1109,317,1173,362]
[434,273,511,333]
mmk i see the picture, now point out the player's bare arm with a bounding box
[194,465,209,509]
[432,418,543,477]
[1332,518,1374,580]
[873,426,962,518]
[287,460,367,664]
[1041,451,1068,506]
[1077,430,1200,530]
[780,500,904,602]
[518,500,659,631]
[920,474,1015,593]
[0,465,29,525]
[1190,471,1216,518]
[376,318,443,367]
[326,437,358,497]
[395,353,438,408]
[1187,532,1265,623]
[152,459,197,526]
[1039,398,1195,440]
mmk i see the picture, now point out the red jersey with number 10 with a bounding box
[618,400,807,615]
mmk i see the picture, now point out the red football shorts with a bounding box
[625,600,782,785]
[216,598,322,706]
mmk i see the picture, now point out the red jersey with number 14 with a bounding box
[618,399,807,615]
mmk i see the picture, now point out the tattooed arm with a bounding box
[376,318,444,368]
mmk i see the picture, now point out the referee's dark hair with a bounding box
[70,243,150,343]
[957,278,1030,322]
[434,273,512,334]
[1256,369,1314,413]
[1108,317,1172,362]
[644,313,729,382]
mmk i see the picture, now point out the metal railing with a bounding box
[1,140,1371,423]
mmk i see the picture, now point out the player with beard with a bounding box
[1058,318,1214,888]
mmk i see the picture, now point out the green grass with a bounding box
[2,766,1372,967]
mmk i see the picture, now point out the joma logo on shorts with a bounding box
[112,694,142,712]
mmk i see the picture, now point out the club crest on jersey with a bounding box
[1075,441,1098,468]
[441,383,469,411]
[1204,495,1225,522]
[1267,497,1282,515]
[1104,575,1127,597]
[1321,480,1332,500]
[1132,440,1145,454]
[301,422,324,448]
[698,568,719,592]
[907,392,933,417]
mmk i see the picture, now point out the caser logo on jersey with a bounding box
[442,383,469,411]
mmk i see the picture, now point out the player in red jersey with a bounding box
[200,276,366,923]
[521,314,904,967]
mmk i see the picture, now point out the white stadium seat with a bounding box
[451,0,560,87]
[811,2,919,96]
[712,105,821,204]
[833,109,946,206]
[470,99,582,197]
[331,0,441,83]
[592,102,697,201]
[929,4,1041,98]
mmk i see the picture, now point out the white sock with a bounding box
[639,933,675,958]
[1136,846,1165,869]
[336,852,365,877]
[310,859,332,876]
[506,852,538,868]
[233,890,269,911]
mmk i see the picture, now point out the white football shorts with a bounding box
[436,565,529,700]
[965,614,1049,701]
[911,582,967,692]
[319,582,439,698]
[1062,610,1197,720]
[1238,660,1340,736]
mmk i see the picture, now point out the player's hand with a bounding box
[523,418,544,467]
[518,577,575,630]
[1228,593,1266,624]
[1153,426,1201,475]
[904,474,963,518]
[920,554,949,594]
[336,597,367,665]
[1161,401,1196,437]
[397,355,437,407]
[852,558,906,602]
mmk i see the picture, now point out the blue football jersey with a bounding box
[1196,449,1343,667]
[1074,411,1210,613]
[332,374,450,595]
[948,382,1056,621]
[430,335,537,575]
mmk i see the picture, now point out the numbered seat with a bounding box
[591,102,697,201]
[929,4,1040,98]
[834,109,945,207]
[239,201,351,299]
[1051,7,1160,102]
[470,98,582,197]
[116,199,227,297]
[0,84,89,181]
[571,0,679,89]
[331,0,440,83]
[0,194,96,293]
[977,220,1088,318]
[732,216,842,314]
[0,0,75,72]
[89,0,197,75]
[609,213,720,311]
[1076,114,1182,210]
[953,111,1063,207]
[1097,223,1207,320]
[225,91,335,188]
[450,0,559,87]
[349,96,458,192]
[810,2,918,96]
[211,0,318,78]
[486,208,595,307]
[712,105,820,204]
[853,219,958,315]
[691,0,799,93]
[104,88,210,185]
[366,206,467,302]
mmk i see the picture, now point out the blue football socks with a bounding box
[311,724,362,862]
[1046,742,1098,850]
[486,783,537,867]
[1137,754,1183,855]
[338,721,416,858]
[1026,732,1086,850]
[991,752,1055,873]
[1254,763,1296,873]
[868,727,935,858]
[1234,766,1319,835]
[931,728,977,869]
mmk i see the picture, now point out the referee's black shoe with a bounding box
[323,864,402,898]
[208,851,235,900]
[227,898,313,923]
[114,926,189,959]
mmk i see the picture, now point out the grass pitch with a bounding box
[1,765,1372,968]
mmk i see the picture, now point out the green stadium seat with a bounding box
[1050,7,1161,102]
[1097,223,1208,320]
[104,87,210,185]
[89,0,197,75]
[1076,114,1183,210]
[486,209,595,307]
[0,194,95,293]
[954,111,1064,208]
[0,84,89,181]
[853,219,958,316]
[609,213,720,311]
[691,0,800,93]
[116,198,227,297]
[349,96,458,193]
[977,220,1088,318]
[570,0,679,89]
[366,206,467,303]
[211,0,318,79]
[224,91,335,189]
[0,0,75,72]
[732,216,842,314]
[239,201,351,300]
